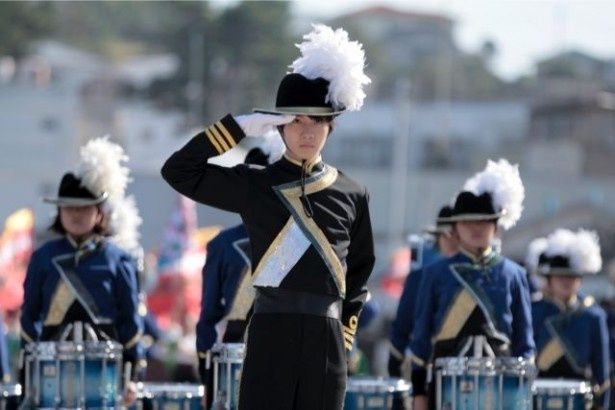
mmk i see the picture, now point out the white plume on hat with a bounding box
[77,136,130,200]
[290,24,371,111]
[76,136,142,253]
[542,228,602,274]
[463,159,525,230]
[525,237,548,273]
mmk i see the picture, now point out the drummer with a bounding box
[408,159,535,410]
[529,229,610,409]
[196,143,281,407]
[20,138,144,401]
[388,205,458,378]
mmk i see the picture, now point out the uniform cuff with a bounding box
[411,367,428,396]
[203,114,246,155]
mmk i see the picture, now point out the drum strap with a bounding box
[53,254,111,326]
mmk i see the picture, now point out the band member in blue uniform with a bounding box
[389,205,458,378]
[20,138,144,402]
[409,159,535,410]
[529,229,609,409]
[162,25,374,410]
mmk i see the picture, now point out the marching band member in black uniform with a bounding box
[529,229,610,409]
[196,143,282,407]
[162,24,374,410]
[409,159,535,410]
[20,138,144,402]
[388,205,458,379]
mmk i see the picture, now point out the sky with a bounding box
[285,0,615,80]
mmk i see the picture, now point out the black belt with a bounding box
[253,288,342,320]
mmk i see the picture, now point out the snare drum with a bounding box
[0,384,21,410]
[23,340,122,409]
[212,343,244,410]
[435,357,535,410]
[533,379,592,410]
[344,377,411,410]
[138,383,203,410]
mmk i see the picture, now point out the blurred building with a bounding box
[333,6,456,67]
[529,92,615,176]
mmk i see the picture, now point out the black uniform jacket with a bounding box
[161,115,376,349]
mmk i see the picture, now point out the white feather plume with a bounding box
[107,195,143,254]
[290,24,371,111]
[463,159,525,230]
[76,136,142,254]
[525,237,548,273]
[570,229,602,274]
[77,136,130,200]
[543,229,602,274]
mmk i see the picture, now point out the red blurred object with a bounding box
[379,247,411,299]
[0,209,34,313]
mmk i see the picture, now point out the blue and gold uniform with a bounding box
[20,235,144,371]
[528,228,609,408]
[533,294,610,408]
[409,248,535,395]
[196,223,253,406]
[389,205,455,377]
[196,224,252,355]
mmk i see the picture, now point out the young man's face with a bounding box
[454,220,497,251]
[282,115,330,162]
[60,205,100,238]
[548,275,583,302]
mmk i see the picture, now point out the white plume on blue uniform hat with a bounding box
[540,228,602,275]
[76,136,142,253]
[462,159,525,230]
[525,237,548,273]
[290,24,371,112]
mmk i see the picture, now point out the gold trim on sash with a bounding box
[435,289,477,341]
[44,282,76,326]
[537,338,566,371]
[285,195,346,295]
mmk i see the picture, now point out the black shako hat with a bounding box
[44,172,108,206]
[424,205,455,234]
[537,253,580,276]
[445,191,504,223]
[253,73,344,116]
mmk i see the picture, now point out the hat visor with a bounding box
[441,212,503,223]
[253,106,344,116]
[44,193,107,206]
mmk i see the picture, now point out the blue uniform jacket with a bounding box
[410,250,535,376]
[196,224,252,356]
[390,249,443,359]
[533,294,610,408]
[20,236,144,363]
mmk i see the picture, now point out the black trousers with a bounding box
[238,313,347,410]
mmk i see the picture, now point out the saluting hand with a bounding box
[234,113,295,137]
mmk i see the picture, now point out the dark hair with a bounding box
[49,205,111,236]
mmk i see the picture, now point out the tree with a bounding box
[0,2,53,57]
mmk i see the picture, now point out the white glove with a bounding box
[234,113,295,137]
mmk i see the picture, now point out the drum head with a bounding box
[140,383,204,399]
[346,377,411,393]
[533,379,592,395]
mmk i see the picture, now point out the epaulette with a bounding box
[583,295,595,308]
